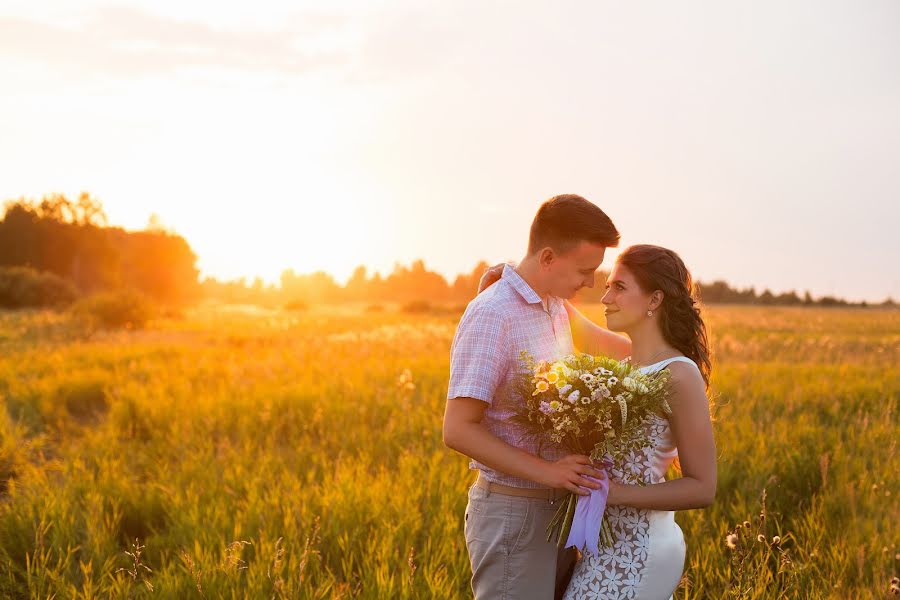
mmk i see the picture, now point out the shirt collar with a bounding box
[501,264,545,305]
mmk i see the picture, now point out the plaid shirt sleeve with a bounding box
[447,303,509,403]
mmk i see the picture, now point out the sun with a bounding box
[185,176,377,285]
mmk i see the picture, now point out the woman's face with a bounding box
[601,263,655,332]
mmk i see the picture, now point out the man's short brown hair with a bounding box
[527,194,620,255]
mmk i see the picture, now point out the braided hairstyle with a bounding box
[616,244,712,388]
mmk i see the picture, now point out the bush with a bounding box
[400,300,432,314]
[0,266,78,309]
[60,379,109,423]
[71,289,155,329]
[284,298,309,311]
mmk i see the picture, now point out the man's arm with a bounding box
[442,397,605,495]
[444,301,604,494]
[564,300,631,360]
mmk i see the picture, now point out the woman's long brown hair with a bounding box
[617,244,712,388]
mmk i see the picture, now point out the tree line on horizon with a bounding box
[0,194,198,308]
[1,194,894,311]
[219,262,890,309]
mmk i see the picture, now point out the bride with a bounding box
[481,244,716,600]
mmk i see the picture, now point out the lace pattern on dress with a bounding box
[563,414,672,599]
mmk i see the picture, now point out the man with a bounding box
[443,194,631,599]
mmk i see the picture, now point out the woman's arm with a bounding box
[606,362,717,510]
[564,300,631,360]
[476,264,632,360]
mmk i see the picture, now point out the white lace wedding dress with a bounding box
[562,356,696,600]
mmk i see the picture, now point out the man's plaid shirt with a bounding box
[448,264,574,488]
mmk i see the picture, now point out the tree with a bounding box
[0,194,198,305]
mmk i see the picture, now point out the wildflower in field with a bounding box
[743,521,751,528]
[772,536,781,545]
[534,380,550,395]
[397,369,415,391]
[725,533,739,550]
[757,534,766,543]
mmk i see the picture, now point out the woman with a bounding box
[480,244,716,599]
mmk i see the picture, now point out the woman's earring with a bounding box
[647,310,653,317]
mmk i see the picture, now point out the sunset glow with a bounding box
[2,1,898,299]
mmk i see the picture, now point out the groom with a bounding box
[443,194,630,599]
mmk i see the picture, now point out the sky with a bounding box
[1,0,898,301]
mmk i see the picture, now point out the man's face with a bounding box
[543,240,607,299]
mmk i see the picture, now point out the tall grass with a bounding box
[0,304,896,598]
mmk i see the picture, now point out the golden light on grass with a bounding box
[0,305,897,597]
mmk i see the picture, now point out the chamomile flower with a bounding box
[533,380,550,395]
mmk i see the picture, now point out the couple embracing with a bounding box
[443,194,716,600]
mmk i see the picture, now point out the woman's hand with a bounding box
[476,262,511,294]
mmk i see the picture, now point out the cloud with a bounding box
[0,6,349,80]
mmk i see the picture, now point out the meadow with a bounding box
[0,303,897,599]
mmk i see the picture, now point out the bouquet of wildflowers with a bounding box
[513,351,673,553]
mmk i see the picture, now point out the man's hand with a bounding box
[444,398,607,493]
[477,262,510,294]
[537,454,607,496]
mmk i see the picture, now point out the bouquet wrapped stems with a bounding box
[547,493,615,549]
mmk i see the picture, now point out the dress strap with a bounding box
[655,356,699,371]
[641,355,700,374]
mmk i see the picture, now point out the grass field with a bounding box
[0,304,897,598]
